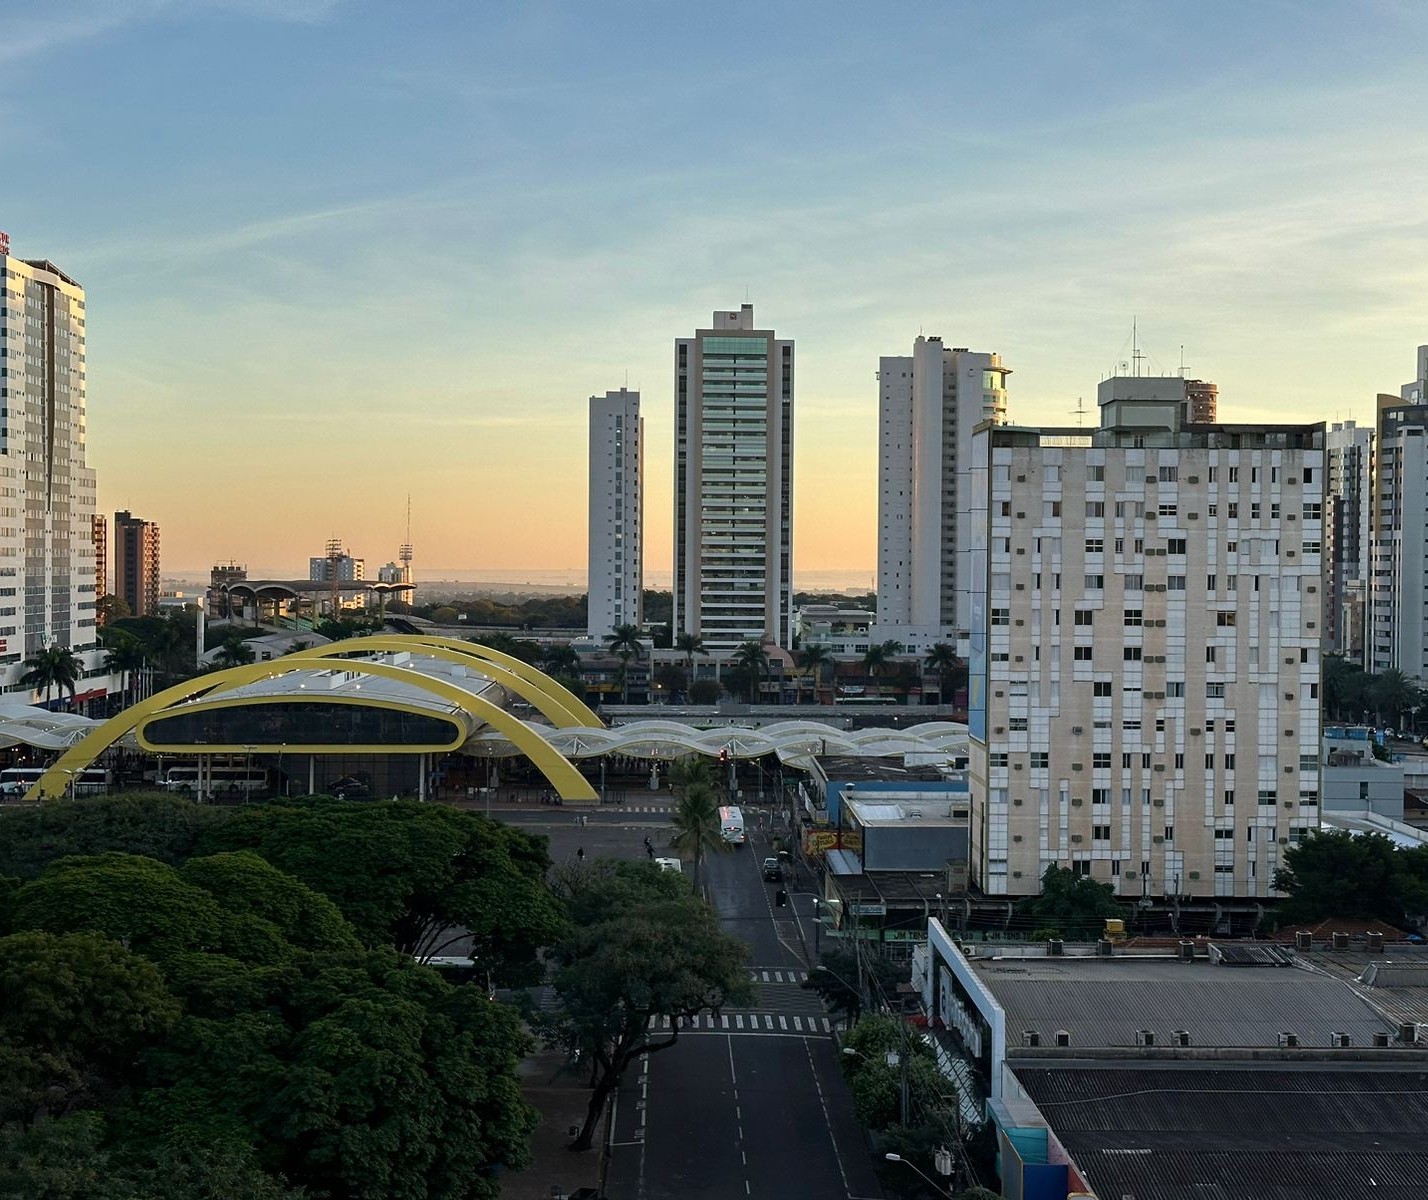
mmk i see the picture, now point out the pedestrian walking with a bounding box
[576,847,585,862]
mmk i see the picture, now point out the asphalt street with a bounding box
[600,822,885,1200]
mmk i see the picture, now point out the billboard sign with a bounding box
[0,230,9,256]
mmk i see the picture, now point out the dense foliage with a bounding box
[1014,865,1123,938]
[0,794,555,1198]
[1273,828,1428,929]
[532,860,753,1150]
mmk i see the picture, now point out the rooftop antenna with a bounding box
[1179,344,1187,379]
[399,496,414,586]
[1070,396,1087,427]
[1131,317,1145,378]
[325,536,343,617]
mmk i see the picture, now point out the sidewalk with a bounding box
[502,1049,605,1200]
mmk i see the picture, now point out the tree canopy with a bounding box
[1273,828,1428,928]
[1016,865,1123,938]
[534,860,753,1150]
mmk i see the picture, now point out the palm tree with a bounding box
[733,641,771,704]
[102,631,147,707]
[669,754,717,798]
[675,633,708,693]
[796,644,831,704]
[21,645,82,708]
[860,639,902,693]
[605,623,644,704]
[213,634,256,670]
[541,643,583,680]
[668,780,732,890]
[924,642,965,706]
[1371,669,1420,729]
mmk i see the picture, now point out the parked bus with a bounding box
[0,766,109,798]
[159,765,268,795]
[718,805,746,844]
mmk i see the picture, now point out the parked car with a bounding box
[762,856,782,882]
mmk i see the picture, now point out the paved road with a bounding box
[606,832,885,1200]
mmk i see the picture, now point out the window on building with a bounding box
[1124,646,1142,661]
[1124,608,1143,626]
[1075,610,1093,626]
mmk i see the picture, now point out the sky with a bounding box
[3,0,1427,585]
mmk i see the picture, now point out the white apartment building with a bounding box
[0,235,103,694]
[309,552,364,582]
[967,379,1324,901]
[674,304,793,651]
[587,387,643,640]
[874,336,1008,654]
[1368,351,1428,679]
[1325,420,1373,664]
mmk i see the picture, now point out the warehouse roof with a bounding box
[1016,1063,1428,1200]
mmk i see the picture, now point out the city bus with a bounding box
[719,805,746,844]
[0,766,109,798]
[158,765,268,796]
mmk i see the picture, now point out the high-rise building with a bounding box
[587,388,643,640]
[92,515,107,626]
[1325,420,1373,664]
[1369,373,1428,679]
[114,510,161,618]
[309,548,364,582]
[874,336,1009,653]
[967,377,1324,900]
[0,235,101,683]
[674,304,793,651]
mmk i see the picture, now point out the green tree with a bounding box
[536,862,753,1150]
[1371,668,1420,728]
[0,930,180,1124]
[675,632,708,682]
[0,793,224,881]
[1017,865,1122,938]
[604,622,644,703]
[689,677,722,704]
[796,643,832,703]
[923,642,965,705]
[1273,828,1410,926]
[20,645,82,707]
[95,593,133,625]
[861,639,902,690]
[541,642,583,679]
[1323,654,1367,721]
[212,632,256,669]
[803,948,907,1024]
[668,780,732,890]
[101,628,149,706]
[732,640,771,703]
[653,661,687,701]
[198,797,565,982]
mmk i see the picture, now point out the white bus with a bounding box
[159,765,268,795]
[719,805,746,844]
[0,766,109,798]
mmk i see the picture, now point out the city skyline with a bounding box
[4,3,1428,576]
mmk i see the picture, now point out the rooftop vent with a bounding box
[1331,1032,1351,1048]
[1295,931,1312,951]
[1055,1030,1071,1047]
[1278,1032,1299,1048]
[1400,1023,1419,1045]
[1373,1031,1391,1048]
[1332,932,1351,950]
[1172,1030,1190,1047]
[1023,1031,1041,1047]
[1135,1030,1156,1047]
[1368,932,1385,952]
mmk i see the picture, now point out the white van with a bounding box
[719,805,746,844]
[654,857,683,873]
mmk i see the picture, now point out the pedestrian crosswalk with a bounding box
[646,1012,836,1035]
[749,969,809,984]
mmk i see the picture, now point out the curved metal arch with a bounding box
[226,636,594,730]
[379,634,604,727]
[27,660,597,803]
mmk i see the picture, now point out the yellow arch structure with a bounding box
[27,657,598,803]
[382,634,604,727]
[207,635,598,730]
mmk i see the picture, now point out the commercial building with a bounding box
[1369,373,1428,678]
[913,925,1428,1200]
[967,375,1325,900]
[1325,419,1374,663]
[674,304,793,651]
[0,236,105,695]
[587,387,643,640]
[114,510,161,618]
[309,545,364,582]
[874,336,1009,654]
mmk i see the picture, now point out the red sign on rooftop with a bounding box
[0,231,9,256]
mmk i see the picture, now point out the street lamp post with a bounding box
[884,1153,953,1199]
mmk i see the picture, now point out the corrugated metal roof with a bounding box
[977,958,1394,1048]
[1017,1066,1428,1200]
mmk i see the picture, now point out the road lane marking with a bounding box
[736,1014,745,1029]
[764,1015,773,1029]
[778,1016,788,1030]
[803,1037,856,1198]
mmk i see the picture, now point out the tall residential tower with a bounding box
[968,377,1324,900]
[1325,420,1373,664]
[587,388,643,640]
[874,336,1009,653]
[674,305,793,650]
[0,235,101,685]
[114,510,161,618]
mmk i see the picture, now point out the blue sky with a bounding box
[3,0,1426,581]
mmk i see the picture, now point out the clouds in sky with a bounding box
[3,0,1426,578]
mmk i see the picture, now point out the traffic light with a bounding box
[718,748,729,765]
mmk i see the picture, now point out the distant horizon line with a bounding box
[164,566,878,592]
